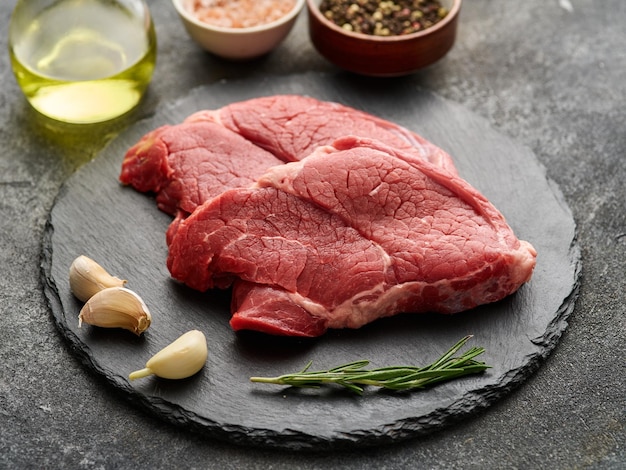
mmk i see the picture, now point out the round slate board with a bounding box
[41,72,581,450]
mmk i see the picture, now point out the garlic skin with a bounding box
[128,330,208,380]
[78,287,152,336]
[70,255,127,302]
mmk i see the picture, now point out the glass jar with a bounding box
[8,0,157,124]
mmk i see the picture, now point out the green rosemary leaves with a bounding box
[250,335,490,395]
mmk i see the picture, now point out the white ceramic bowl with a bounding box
[172,0,305,60]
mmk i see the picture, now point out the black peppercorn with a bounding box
[319,0,448,36]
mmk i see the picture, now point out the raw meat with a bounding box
[186,94,458,174]
[120,121,285,216]
[119,120,284,242]
[120,94,458,245]
[231,281,329,337]
[167,137,537,337]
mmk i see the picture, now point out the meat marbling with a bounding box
[167,137,537,337]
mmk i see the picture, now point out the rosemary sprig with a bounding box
[250,335,490,395]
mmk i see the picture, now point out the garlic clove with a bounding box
[69,255,127,302]
[128,330,208,381]
[78,286,151,336]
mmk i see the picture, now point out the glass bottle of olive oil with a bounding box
[9,0,157,124]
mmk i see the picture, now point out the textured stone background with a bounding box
[1,1,624,468]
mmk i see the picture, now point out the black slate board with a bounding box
[41,72,581,450]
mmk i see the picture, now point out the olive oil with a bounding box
[9,0,156,124]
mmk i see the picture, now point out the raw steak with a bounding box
[186,94,458,174]
[119,95,459,237]
[119,120,284,242]
[167,137,537,337]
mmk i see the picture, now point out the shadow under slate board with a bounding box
[41,72,581,450]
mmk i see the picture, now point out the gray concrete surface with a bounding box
[1,1,624,468]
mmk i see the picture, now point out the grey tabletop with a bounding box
[1,1,624,469]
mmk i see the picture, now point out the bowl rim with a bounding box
[306,0,462,42]
[172,0,306,34]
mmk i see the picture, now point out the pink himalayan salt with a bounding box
[187,0,297,29]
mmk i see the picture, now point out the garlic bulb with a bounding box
[128,330,208,380]
[78,286,152,335]
[69,255,127,302]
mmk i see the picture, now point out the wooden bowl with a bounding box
[306,0,462,76]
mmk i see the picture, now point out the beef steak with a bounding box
[119,120,284,243]
[167,137,536,336]
[119,120,285,240]
[187,94,458,173]
[119,95,459,235]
